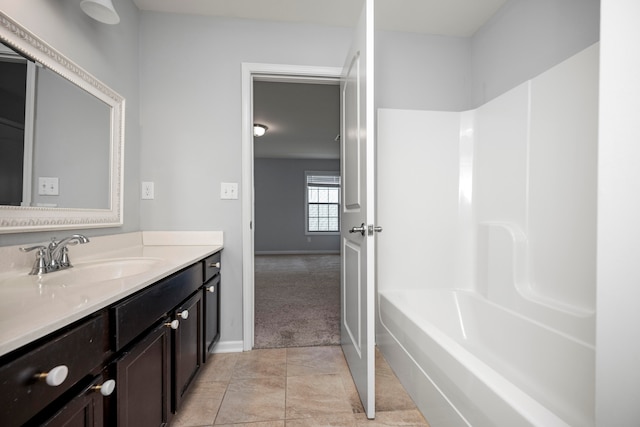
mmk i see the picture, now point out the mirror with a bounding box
[0,11,124,233]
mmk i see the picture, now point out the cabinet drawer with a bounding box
[111,264,201,351]
[203,252,221,282]
[0,314,105,427]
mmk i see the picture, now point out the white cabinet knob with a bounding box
[209,262,220,268]
[93,379,116,396]
[165,319,180,329]
[177,310,189,320]
[207,285,215,293]
[37,365,69,387]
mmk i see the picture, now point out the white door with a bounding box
[340,0,377,419]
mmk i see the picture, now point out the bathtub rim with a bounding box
[377,288,593,427]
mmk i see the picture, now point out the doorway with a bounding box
[251,79,341,348]
[241,63,343,351]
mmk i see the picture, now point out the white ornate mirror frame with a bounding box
[0,11,125,234]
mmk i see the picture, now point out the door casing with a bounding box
[241,63,342,351]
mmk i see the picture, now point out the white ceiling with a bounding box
[132,0,508,159]
[133,0,507,37]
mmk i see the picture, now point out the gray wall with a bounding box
[376,31,472,111]
[254,159,340,254]
[471,0,600,106]
[0,0,141,246]
[138,12,351,344]
[376,0,600,112]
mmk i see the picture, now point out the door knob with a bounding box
[349,223,366,236]
[368,225,383,235]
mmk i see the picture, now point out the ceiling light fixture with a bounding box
[253,124,268,137]
[80,0,121,25]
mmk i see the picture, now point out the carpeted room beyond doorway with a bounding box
[254,254,341,348]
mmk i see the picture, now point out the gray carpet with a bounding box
[254,254,340,349]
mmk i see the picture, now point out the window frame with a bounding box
[305,170,341,236]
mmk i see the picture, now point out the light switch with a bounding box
[220,182,238,200]
[38,177,59,195]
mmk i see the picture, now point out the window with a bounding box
[306,171,341,233]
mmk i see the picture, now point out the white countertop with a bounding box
[0,232,223,357]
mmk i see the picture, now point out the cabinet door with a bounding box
[203,274,221,360]
[39,376,104,427]
[115,321,172,427]
[173,291,203,411]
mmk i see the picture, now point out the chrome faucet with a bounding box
[20,234,90,275]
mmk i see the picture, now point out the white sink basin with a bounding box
[0,257,165,288]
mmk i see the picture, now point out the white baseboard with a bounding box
[211,340,244,353]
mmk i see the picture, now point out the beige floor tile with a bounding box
[286,346,349,377]
[175,346,428,427]
[285,413,359,426]
[216,422,285,427]
[171,381,227,427]
[199,352,240,383]
[232,349,287,379]
[215,376,286,425]
[354,410,430,426]
[374,351,417,412]
[286,374,354,419]
[339,370,365,414]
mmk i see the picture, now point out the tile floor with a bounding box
[171,346,430,426]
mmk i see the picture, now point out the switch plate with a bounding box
[220,182,238,200]
[38,177,59,195]
[142,181,154,199]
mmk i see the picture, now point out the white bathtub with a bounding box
[377,289,595,427]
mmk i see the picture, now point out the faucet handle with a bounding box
[59,246,72,269]
[19,245,50,275]
[20,244,47,253]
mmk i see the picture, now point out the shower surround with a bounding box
[376,44,598,426]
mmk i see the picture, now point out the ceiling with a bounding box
[132,0,508,159]
[132,0,507,37]
[253,81,340,159]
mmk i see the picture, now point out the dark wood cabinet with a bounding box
[0,250,222,426]
[111,264,201,352]
[0,314,106,427]
[203,273,221,360]
[202,251,221,361]
[39,376,105,427]
[173,291,203,410]
[114,320,172,427]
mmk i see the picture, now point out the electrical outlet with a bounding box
[142,181,154,199]
[220,182,238,200]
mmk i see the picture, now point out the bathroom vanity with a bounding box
[0,232,223,427]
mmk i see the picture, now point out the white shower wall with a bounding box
[378,43,598,321]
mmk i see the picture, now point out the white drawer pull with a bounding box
[207,285,215,293]
[165,319,180,329]
[37,365,69,387]
[209,262,220,268]
[93,379,116,396]
[177,310,189,320]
